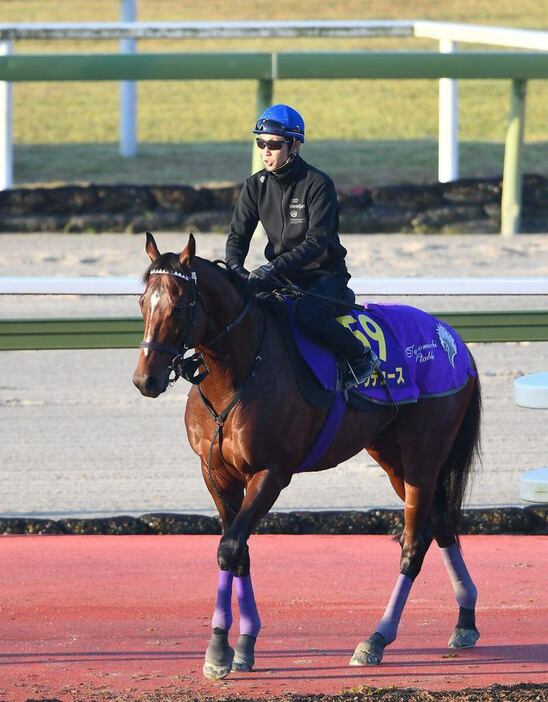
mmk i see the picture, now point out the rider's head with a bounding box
[253,104,305,172]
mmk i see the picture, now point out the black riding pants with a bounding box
[293,275,365,360]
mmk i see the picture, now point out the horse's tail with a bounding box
[437,360,482,538]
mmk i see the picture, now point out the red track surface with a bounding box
[0,535,546,701]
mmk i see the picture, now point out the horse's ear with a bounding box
[145,231,160,261]
[179,233,196,268]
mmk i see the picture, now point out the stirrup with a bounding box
[343,351,380,389]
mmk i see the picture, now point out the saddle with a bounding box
[263,295,476,410]
[261,295,476,474]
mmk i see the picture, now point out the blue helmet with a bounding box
[253,104,305,143]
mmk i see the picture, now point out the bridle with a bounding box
[139,267,252,385]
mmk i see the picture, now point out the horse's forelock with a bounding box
[142,254,247,298]
[141,252,182,285]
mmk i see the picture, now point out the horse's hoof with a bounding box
[232,634,256,672]
[202,659,233,680]
[203,628,234,680]
[448,627,480,649]
[232,656,253,672]
[349,633,386,666]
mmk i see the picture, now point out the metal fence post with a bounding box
[252,78,274,174]
[0,40,13,190]
[120,0,137,157]
[438,38,459,182]
[501,79,527,236]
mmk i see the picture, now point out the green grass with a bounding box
[4,0,548,186]
[14,140,548,189]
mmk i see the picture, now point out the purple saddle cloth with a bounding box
[287,301,476,405]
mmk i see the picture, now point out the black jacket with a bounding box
[226,155,348,283]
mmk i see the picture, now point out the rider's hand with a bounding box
[248,263,276,285]
[230,264,250,281]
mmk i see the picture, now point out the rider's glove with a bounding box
[248,263,276,285]
[230,264,250,281]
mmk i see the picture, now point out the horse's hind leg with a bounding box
[431,495,479,649]
[351,435,421,667]
[350,486,435,666]
[352,431,442,666]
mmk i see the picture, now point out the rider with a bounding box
[225,104,379,389]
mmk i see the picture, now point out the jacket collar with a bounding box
[268,154,306,183]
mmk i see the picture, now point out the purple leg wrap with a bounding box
[212,569,233,632]
[235,575,261,637]
[375,573,413,645]
[441,543,477,610]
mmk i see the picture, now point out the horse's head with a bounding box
[133,232,208,398]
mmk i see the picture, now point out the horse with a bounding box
[133,232,482,680]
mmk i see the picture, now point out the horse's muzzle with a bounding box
[133,372,168,398]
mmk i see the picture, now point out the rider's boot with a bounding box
[343,347,380,389]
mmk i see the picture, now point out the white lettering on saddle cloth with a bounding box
[331,305,468,401]
[405,340,438,364]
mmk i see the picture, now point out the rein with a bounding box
[272,274,368,312]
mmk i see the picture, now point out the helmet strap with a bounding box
[285,138,299,166]
[270,139,299,174]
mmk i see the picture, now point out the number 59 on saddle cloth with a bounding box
[287,301,477,406]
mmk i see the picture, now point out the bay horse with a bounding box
[133,232,482,680]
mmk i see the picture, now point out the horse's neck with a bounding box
[195,259,262,393]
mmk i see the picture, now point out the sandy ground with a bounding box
[0,233,547,518]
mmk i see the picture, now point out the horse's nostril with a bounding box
[144,376,159,395]
[133,372,161,397]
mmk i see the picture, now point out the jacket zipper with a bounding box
[276,178,286,249]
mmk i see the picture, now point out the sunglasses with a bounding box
[255,138,291,151]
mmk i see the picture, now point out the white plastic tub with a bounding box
[513,372,548,409]
[519,467,548,503]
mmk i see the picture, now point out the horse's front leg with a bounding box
[217,467,290,673]
[232,546,261,672]
[217,467,288,570]
[202,471,244,681]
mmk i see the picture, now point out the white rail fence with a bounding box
[1,15,547,191]
[1,277,547,297]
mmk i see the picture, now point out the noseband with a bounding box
[140,268,252,385]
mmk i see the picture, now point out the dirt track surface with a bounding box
[2,535,546,702]
[13,682,547,701]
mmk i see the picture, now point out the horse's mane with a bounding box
[200,258,250,297]
[141,252,249,297]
